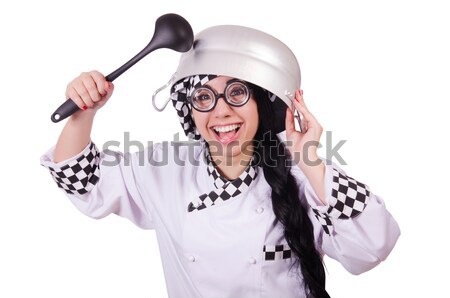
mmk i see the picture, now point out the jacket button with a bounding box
[249,257,257,264]
[188,255,196,262]
[255,207,264,214]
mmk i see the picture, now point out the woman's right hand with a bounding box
[65,70,114,116]
[54,71,114,162]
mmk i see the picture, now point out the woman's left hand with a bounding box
[285,90,323,167]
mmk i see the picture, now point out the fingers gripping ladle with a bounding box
[51,13,193,123]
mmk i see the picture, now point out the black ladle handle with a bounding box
[50,13,193,123]
[50,46,149,123]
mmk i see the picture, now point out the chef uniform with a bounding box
[41,25,400,298]
[40,129,400,297]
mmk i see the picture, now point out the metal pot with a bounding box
[171,25,301,108]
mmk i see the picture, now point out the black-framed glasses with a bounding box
[188,79,252,112]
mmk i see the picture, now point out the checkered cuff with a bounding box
[312,166,371,235]
[44,142,100,195]
[328,167,370,218]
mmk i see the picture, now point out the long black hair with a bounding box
[252,84,330,298]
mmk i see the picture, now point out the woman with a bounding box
[41,25,400,298]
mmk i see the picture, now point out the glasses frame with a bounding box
[188,79,253,112]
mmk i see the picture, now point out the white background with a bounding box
[1,0,449,297]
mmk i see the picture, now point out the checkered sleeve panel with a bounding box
[46,142,100,195]
[312,167,371,235]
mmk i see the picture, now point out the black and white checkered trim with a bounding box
[263,244,292,261]
[47,142,100,195]
[312,167,370,235]
[187,150,258,212]
[328,168,370,219]
[312,208,334,235]
[171,74,218,140]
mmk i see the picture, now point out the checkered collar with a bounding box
[187,148,259,212]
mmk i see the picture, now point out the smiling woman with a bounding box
[40,23,400,298]
[189,76,259,180]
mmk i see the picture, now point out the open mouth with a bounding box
[212,123,241,141]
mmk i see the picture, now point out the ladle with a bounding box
[50,13,193,123]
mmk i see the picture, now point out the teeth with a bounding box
[213,124,241,133]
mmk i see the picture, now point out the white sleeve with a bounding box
[291,159,401,275]
[40,141,155,230]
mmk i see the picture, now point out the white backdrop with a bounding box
[1,0,448,297]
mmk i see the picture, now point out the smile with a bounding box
[212,124,241,133]
[211,123,242,144]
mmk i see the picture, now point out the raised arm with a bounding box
[41,71,155,229]
[54,70,114,162]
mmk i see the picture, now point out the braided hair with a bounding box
[252,84,330,298]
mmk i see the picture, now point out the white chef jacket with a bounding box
[40,132,400,298]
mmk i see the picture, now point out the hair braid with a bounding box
[253,85,330,298]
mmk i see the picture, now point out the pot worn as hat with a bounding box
[160,25,301,140]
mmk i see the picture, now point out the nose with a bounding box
[212,95,233,118]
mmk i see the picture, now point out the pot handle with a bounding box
[152,74,176,112]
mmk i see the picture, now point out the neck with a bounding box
[210,144,254,180]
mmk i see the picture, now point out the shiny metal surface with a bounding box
[171,25,301,108]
